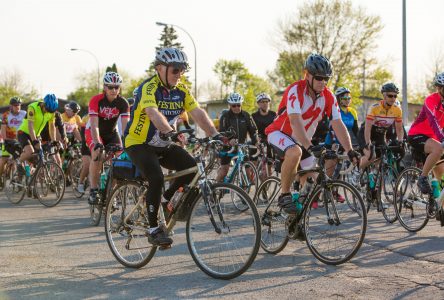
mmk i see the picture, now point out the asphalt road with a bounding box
[0,190,443,299]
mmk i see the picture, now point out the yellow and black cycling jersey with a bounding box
[61,112,82,134]
[124,74,199,148]
[366,100,402,134]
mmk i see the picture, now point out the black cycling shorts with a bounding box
[17,131,32,149]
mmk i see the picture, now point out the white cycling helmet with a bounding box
[256,93,271,103]
[434,72,444,87]
[227,92,244,104]
[334,87,351,98]
[103,72,123,85]
[155,47,189,69]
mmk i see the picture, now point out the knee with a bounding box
[285,146,302,162]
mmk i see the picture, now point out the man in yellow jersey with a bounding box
[62,101,82,143]
[124,47,220,247]
[17,94,58,165]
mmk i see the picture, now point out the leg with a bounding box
[281,146,302,193]
[79,155,90,184]
[422,139,443,177]
[216,155,231,182]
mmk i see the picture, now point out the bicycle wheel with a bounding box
[256,177,289,254]
[35,162,66,207]
[90,202,103,226]
[70,158,85,198]
[4,164,26,204]
[380,165,398,223]
[231,161,259,211]
[304,180,367,265]
[394,167,429,232]
[105,182,157,268]
[186,182,260,279]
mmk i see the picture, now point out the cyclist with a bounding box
[124,47,219,247]
[325,87,359,146]
[76,113,90,193]
[61,101,82,143]
[215,92,258,182]
[86,71,130,205]
[359,82,404,170]
[408,72,444,194]
[0,97,27,180]
[252,93,276,177]
[40,110,65,166]
[17,94,59,166]
[265,53,359,214]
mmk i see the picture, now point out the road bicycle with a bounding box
[104,131,261,279]
[257,147,367,265]
[4,142,65,207]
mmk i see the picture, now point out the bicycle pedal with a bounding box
[159,244,172,251]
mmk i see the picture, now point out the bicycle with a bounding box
[219,143,259,210]
[104,131,261,279]
[4,142,66,207]
[89,144,122,226]
[257,148,367,265]
[357,143,403,223]
[394,160,444,232]
[255,140,277,182]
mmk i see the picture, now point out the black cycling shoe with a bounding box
[278,193,298,214]
[88,190,99,205]
[147,227,173,246]
[417,176,432,194]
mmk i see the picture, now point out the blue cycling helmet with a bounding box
[43,94,58,113]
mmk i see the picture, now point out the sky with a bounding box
[1,0,443,100]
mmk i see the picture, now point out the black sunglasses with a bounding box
[386,94,397,98]
[313,75,330,82]
[171,67,185,75]
[230,104,241,108]
[106,85,120,90]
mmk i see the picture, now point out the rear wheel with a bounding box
[380,165,398,223]
[105,181,157,268]
[4,163,26,204]
[70,158,85,198]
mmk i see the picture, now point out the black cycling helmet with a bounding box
[381,82,399,94]
[65,101,81,114]
[304,53,333,77]
[10,96,22,105]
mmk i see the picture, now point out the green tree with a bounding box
[273,0,383,89]
[0,69,39,105]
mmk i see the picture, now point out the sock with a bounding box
[149,226,159,234]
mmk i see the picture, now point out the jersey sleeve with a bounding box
[119,99,130,119]
[330,96,341,121]
[366,105,376,121]
[395,107,403,122]
[88,95,100,117]
[140,81,159,110]
[1,112,7,125]
[27,106,36,122]
[183,87,199,112]
[75,115,82,128]
[350,107,358,121]
[286,87,301,115]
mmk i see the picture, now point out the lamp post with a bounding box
[156,22,197,99]
[70,48,101,93]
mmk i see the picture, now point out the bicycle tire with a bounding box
[394,167,429,232]
[231,161,259,211]
[256,176,289,254]
[69,158,85,198]
[35,161,66,207]
[4,163,26,204]
[105,181,157,268]
[380,165,398,223]
[304,180,367,265]
[186,182,260,279]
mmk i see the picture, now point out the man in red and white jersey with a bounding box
[407,72,444,194]
[265,53,359,214]
[86,71,130,205]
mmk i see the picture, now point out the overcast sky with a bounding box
[1,0,443,100]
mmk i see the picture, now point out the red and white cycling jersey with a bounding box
[265,79,341,139]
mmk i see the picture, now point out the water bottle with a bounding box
[368,171,375,189]
[291,190,303,213]
[62,159,68,172]
[100,171,106,190]
[431,178,440,199]
[24,162,31,177]
[167,187,184,212]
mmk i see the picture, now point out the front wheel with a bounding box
[304,180,367,265]
[35,161,66,207]
[394,167,429,232]
[186,182,260,279]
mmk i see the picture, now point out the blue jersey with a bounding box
[325,107,358,145]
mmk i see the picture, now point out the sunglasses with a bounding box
[230,104,241,108]
[340,96,351,100]
[258,100,270,104]
[313,75,330,82]
[386,94,397,98]
[171,67,185,75]
[106,85,120,90]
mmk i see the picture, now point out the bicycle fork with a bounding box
[200,180,227,234]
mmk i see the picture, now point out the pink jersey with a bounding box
[408,93,444,141]
[265,79,341,138]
